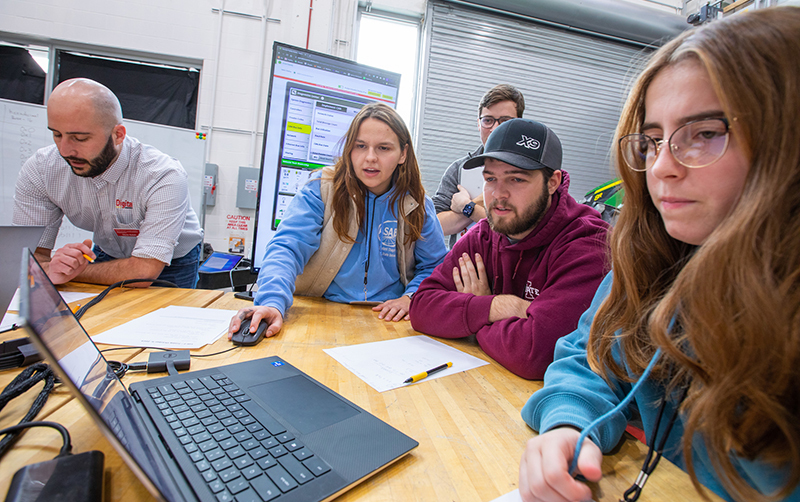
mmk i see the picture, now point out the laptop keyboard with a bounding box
[146,373,331,502]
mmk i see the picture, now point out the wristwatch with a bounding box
[462,201,476,218]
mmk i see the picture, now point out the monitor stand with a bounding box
[233,291,255,301]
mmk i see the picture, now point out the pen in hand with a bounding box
[403,362,453,384]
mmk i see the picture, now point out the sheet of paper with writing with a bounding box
[324,335,489,392]
[90,305,237,348]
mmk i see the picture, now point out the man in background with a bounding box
[410,118,609,379]
[432,84,525,248]
[14,78,203,288]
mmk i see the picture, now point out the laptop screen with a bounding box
[19,249,185,502]
[0,226,45,316]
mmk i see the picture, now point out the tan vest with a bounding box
[294,166,418,297]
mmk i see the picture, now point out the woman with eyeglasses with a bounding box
[518,7,800,502]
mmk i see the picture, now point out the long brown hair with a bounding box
[588,7,800,501]
[327,102,425,244]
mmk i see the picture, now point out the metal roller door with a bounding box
[416,0,659,201]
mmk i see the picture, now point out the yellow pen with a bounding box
[83,253,95,263]
[403,362,453,384]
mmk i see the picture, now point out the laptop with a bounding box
[18,249,418,502]
[0,226,45,317]
[198,252,244,274]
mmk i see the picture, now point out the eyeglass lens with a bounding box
[479,116,514,129]
[620,118,730,171]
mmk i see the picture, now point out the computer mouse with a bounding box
[231,318,268,346]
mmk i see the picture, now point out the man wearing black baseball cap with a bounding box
[410,118,609,380]
[432,84,525,248]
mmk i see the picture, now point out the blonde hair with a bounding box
[589,7,800,501]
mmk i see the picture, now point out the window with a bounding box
[0,38,200,129]
[0,41,49,104]
[57,51,199,129]
[356,11,421,132]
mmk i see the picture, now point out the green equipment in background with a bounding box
[582,179,624,224]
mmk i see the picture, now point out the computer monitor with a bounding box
[248,43,401,274]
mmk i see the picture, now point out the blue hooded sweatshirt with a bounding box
[522,273,800,502]
[254,171,447,316]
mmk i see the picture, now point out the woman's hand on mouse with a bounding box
[228,306,283,340]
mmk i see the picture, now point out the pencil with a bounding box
[403,362,453,384]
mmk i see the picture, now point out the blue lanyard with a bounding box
[568,348,663,476]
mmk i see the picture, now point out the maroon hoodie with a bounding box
[409,171,610,379]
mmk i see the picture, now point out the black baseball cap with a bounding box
[463,118,562,172]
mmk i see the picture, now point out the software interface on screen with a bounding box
[251,43,400,272]
[272,83,373,226]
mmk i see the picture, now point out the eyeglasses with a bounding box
[619,117,732,172]
[478,116,515,129]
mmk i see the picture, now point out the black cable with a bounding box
[622,383,690,502]
[100,346,170,353]
[193,346,239,357]
[101,345,239,359]
[0,363,56,458]
[0,421,72,458]
[74,278,178,320]
[106,360,129,379]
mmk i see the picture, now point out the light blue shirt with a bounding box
[254,172,446,316]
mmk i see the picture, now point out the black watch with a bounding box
[462,201,476,218]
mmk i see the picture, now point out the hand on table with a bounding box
[373,295,411,322]
[228,306,283,340]
[453,252,491,296]
[519,428,603,502]
[47,239,95,285]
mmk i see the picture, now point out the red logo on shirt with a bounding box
[116,199,133,209]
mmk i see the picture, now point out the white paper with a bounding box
[59,291,98,306]
[1,312,20,331]
[91,305,237,348]
[6,289,96,312]
[324,335,489,392]
[490,489,523,502]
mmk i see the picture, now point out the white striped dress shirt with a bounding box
[13,135,203,263]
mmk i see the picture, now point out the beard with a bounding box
[63,134,118,178]
[487,178,551,237]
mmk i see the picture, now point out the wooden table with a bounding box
[0,291,720,502]
[0,284,223,498]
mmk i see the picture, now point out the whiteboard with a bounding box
[0,98,206,249]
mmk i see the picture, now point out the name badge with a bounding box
[114,228,140,237]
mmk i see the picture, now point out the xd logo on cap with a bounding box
[463,118,562,172]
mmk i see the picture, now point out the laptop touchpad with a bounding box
[249,375,359,434]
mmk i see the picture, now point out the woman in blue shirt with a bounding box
[519,7,800,502]
[229,103,446,339]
